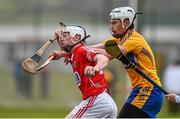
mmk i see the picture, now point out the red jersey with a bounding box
[65,44,108,99]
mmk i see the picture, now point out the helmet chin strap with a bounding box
[62,35,91,52]
[111,12,143,39]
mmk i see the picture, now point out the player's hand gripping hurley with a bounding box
[105,40,169,95]
[21,22,66,74]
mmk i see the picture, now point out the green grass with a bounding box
[0,70,79,118]
[1,101,180,118]
[0,69,180,118]
[0,107,69,118]
[157,100,180,118]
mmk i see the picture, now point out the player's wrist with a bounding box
[57,51,67,58]
[93,67,99,73]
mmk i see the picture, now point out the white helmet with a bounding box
[62,25,86,43]
[109,7,135,25]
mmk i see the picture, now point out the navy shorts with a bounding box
[124,86,163,118]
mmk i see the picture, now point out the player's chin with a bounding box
[60,42,65,46]
[111,30,117,34]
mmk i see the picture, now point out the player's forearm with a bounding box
[88,43,105,49]
[59,50,68,57]
[88,43,113,59]
[93,48,113,60]
[49,50,68,60]
[94,54,109,72]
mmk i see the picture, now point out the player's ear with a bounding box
[124,18,130,28]
[73,34,81,42]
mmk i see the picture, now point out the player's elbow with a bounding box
[94,54,109,72]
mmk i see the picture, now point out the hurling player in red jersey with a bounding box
[49,25,117,118]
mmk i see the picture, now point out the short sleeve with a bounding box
[78,46,97,62]
[122,37,141,53]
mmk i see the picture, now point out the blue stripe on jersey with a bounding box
[124,53,137,68]
[126,86,141,103]
[127,53,136,63]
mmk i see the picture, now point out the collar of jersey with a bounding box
[119,30,134,45]
[73,43,84,53]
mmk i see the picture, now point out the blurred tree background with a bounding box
[0,0,180,117]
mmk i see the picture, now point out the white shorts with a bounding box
[66,91,117,118]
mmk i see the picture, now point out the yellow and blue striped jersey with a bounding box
[105,31,162,89]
